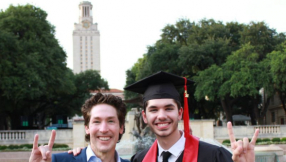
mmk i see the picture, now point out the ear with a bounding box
[142,110,148,124]
[178,107,183,120]
[119,125,124,134]
[85,125,90,135]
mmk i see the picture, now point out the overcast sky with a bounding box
[1,0,286,90]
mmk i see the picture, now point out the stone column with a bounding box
[73,119,87,148]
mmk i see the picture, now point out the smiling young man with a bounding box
[29,93,130,162]
[124,71,259,162]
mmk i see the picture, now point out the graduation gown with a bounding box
[130,141,232,162]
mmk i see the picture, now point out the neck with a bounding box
[156,129,182,150]
[91,145,116,162]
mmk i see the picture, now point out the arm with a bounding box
[227,122,259,162]
[29,130,56,162]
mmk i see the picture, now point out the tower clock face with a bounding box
[82,21,90,28]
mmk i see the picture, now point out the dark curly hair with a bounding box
[81,93,127,142]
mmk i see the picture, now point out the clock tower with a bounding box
[73,1,100,74]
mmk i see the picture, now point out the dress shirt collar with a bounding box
[86,145,121,162]
[157,131,185,162]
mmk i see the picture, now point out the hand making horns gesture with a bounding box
[29,130,56,162]
[227,122,259,162]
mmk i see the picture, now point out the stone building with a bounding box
[73,1,100,74]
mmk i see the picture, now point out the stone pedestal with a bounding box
[73,120,87,148]
[255,145,285,162]
[179,119,214,139]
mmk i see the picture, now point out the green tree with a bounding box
[0,5,109,129]
[125,18,286,123]
[264,42,286,114]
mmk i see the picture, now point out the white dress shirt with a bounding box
[157,131,185,162]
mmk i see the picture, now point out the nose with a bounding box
[157,109,167,120]
[99,121,109,133]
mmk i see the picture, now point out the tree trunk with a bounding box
[277,91,286,114]
[220,98,233,124]
[250,97,259,125]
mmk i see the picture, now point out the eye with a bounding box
[108,120,115,123]
[166,107,174,111]
[149,109,157,112]
[93,120,100,123]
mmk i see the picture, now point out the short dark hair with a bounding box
[143,99,182,112]
[81,93,127,142]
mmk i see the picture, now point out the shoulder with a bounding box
[52,147,87,162]
[120,158,131,162]
[198,141,232,162]
[130,148,150,162]
[52,152,74,161]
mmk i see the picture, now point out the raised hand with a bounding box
[227,122,259,162]
[67,147,84,156]
[29,130,56,162]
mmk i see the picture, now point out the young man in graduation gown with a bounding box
[29,93,130,162]
[124,71,259,162]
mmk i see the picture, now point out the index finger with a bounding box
[250,129,259,145]
[33,134,39,149]
[48,130,56,149]
[227,121,236,143]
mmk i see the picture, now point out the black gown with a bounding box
[131,141,233,162]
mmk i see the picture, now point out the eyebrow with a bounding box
[148,103,176,109]
[91,116,117,120]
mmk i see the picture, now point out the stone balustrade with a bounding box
[0,129,73,147]
[0,131,26,140]
[1,110,286,150]
[254,125,280,134]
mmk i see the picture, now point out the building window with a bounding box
[271,112,275,123]
[58,119,63,124]
[80,36,82,41]
[21,116,29,127]
[81,62,82,64]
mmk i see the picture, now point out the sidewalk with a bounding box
[0,151,64,162]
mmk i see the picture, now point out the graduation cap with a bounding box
[124,71,194,104]
[125,71,199,162]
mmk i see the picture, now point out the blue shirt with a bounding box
[86,145,121,162]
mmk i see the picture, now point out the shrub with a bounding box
[0,145,7,150]
[272,138,280,142]
[20,144,33,149]
[222,139,230,145]
[256,138,262,143]
[281,137,286,142]
[262,138,271,142]
[222,139,230,143]
[8,145,20,149]
[53,143,69,148]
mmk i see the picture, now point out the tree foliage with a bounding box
[125,18,286,124]
[0,5,108,129]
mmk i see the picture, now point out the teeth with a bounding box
[99,137,110,141]
[158,123,168,127]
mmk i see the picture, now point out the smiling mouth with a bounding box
[157,123,169,127]
[98,137,111,141]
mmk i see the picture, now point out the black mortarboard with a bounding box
[124,71,194,103]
